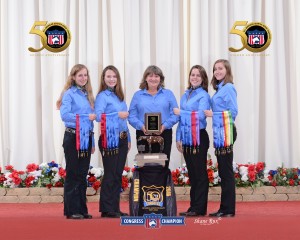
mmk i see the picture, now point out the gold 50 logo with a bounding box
[229,21,272,52]
[28,21,71,53]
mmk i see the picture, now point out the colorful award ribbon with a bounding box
[76,114,92,158]
[212,111,234,156]
[180,110,200,154]
[100,112,119,156]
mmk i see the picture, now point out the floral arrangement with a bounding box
[1,160,300,189]
[0,161,66,188]
[171,160,300,187]
[0,161,134,192]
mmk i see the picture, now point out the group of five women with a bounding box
[57,59,238,219]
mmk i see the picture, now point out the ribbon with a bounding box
[76,114,92,158]
[179,110,200,154]
[212,111,234,155]
[100,112,119,156]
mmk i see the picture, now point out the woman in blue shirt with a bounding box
[57,64,96,220]
[128,65,179,168]
[174,65,210,217]
[95,65,131,218]
[204,59,238,217]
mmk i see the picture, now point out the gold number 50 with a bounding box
[28,21,48,52]
[228,21,248,52]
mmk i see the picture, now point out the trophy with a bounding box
[145,112,161,135]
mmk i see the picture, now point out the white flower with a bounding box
[122,170,128,176]
[90,167,104,178]
[241,175,249,182]
[239,166,248,176]
[52,172,60,183]
[213,171,219,178]
[127,171,133,179]
[39,162,48,169]
[213,178,219,184]
[183,176,189,184]
[28,170,42,178]
[51,167,59,173]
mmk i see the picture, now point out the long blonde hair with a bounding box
[98,65,124,101]
[56,64,94,109]
[211,59,234,90]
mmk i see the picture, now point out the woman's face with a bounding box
[213,62,227,81]
[189,68,202,88]
[104,69,117,88]
[74,68,88,87]
[146,73,160,90]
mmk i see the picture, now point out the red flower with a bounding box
[124,166,131,172]
[0,175,7,183]
[248,171,256,182]
[5,165,14,171]
[25,176,35,187]
[122,176,129,190]
[255,162,264,172]
[26,163,39,172]
[88,176,97,183]
[289,179,295,186]
[92,180,101,191]
[46,184,53,189]
[271,181,277,186]
[248,165,255,172]
[58,168,66,178]
[54,182,63,187]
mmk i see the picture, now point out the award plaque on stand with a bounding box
[145,112,161,135]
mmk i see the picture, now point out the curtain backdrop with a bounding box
[0,0,299,171]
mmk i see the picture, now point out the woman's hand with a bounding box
[173,108,180,115]
[204,110,213,117]
[128,142,131,151]
[118,111,129,119]
[89,114,96,121]
[142,125,149,135]
[91,147,95,154]
[176,141,183,153]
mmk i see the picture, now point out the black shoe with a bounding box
[66,214,84,219]
[101,212,121,218]
[185,211,206,217]
[119,211,129,216]
[83,214,93,219]
[209,211,235,217]
[179,207,192,216]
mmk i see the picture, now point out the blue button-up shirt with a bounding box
[176,87,210,142]
[95,89,131,142]
[60,86,94,130]
[211,81,238,121]
[128,87,179,130]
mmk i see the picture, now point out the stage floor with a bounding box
[0,201,299,240]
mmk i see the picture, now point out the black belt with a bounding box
[119,131,128,139]
[65,127,93,136]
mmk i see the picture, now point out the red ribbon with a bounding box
[76,114,80,151]
[191,111,197,147]
[101,114,107,148]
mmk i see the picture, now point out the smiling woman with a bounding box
[128,65,179,169]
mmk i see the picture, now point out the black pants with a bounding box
[63,132,92,216]
[216,125,237,214]
[136,129,172,168]
[183,129,209,214]
[99,137,128,213]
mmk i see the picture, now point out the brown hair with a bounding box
[98,65,124,101]
[187,65,208,92]
[56,64,94,109]
[139,65,165,90]
[211,59,234,90]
